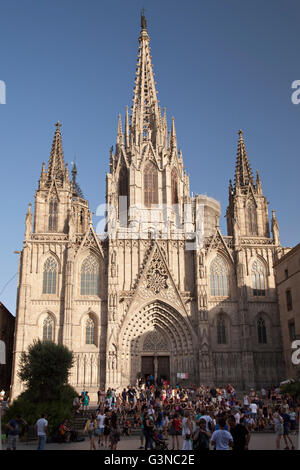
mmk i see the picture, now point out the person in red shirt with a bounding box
[168,412,182,450]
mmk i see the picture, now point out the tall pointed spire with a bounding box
[117,114,124,148]
[170,117,177,153]
[46,121,65,186]
[234,130,254,190]
[130,12,161,147]
[125,106,130,148]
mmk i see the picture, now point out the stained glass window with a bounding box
[43,316,54,341]
[252,260,265,296]
[80,255,99,295]
[86,317,95,344]
[257,317,267,344]
[43,257,57,294]
[210,256,229,296]
[144,162,158,207]
[171,168,178,205]
[48,198,58,232]
[247,201,257,235]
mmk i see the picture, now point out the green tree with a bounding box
[18,339,74,401]
[4,340,77,437]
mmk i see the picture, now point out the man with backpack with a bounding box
[193,418,211,451]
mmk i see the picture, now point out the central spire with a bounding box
[130,12,162,147]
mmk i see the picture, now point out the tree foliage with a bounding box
[281,381,300,401]
[4,340,77,437]
[18,339,74,401]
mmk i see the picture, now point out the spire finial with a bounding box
[141,8,147,30]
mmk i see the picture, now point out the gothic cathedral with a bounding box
[11,16,286,400]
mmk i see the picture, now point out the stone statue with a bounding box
[25,203,33,239]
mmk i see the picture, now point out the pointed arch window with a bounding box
[43,257,57,294]
[86,317,95,345]
[252,260,265,296]
[217,314,227,344]
[119,166,129,225]
[48,198,58,232]
[247,200,257,235]
[119,166,128,198]
[43,316,54,341]
[80,255,99,296]
[210,256,229,297]
[171,168,178,205]
[257,317,267,344]
[144,162,158,207]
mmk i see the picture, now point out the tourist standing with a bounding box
[210,418,233,450]
[83,391,90,415]
[273,409,284,450]
[109,412,121,450]
[228,416,250,451]
[96,408,106,447]
[168,412,181,450]
[6,414,27,450]
[192,418,210,451]
[182,411,193,450]
[143,411,154,450]
[35,413,48,450]
[84,413,97,451]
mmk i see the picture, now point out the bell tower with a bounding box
[226,130,270,239]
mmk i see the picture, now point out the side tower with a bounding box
[10,123,101,399]
[223,130,285,388]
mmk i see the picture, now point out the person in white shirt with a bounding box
[96,409,106,446]
[243,394,249,407]
[211,418,233,450]
[35,413,48,450]
[181,411,193,451]
[234,410,241,424]
[250,402,258,419]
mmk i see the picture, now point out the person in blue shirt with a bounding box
[6,414,27,450]
[280,409,295,450]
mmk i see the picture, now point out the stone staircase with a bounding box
[71,407,142,437]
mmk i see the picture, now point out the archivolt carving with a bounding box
[120,301,194,356]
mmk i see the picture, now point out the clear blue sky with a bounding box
[0,0,299,314]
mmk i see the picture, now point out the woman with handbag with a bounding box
[84,413,97,450]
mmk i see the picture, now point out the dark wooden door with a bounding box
[141,356,154,376]
[158,356,170,381]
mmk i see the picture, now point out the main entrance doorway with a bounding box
[141,355,170,384]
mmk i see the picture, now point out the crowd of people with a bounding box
[2,382,298,450]
[78,382,299,451]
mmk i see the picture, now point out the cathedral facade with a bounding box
[11,16,286,400]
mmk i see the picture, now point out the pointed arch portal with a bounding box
[118,300,196,387]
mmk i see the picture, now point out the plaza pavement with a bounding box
[7,431,298,451]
